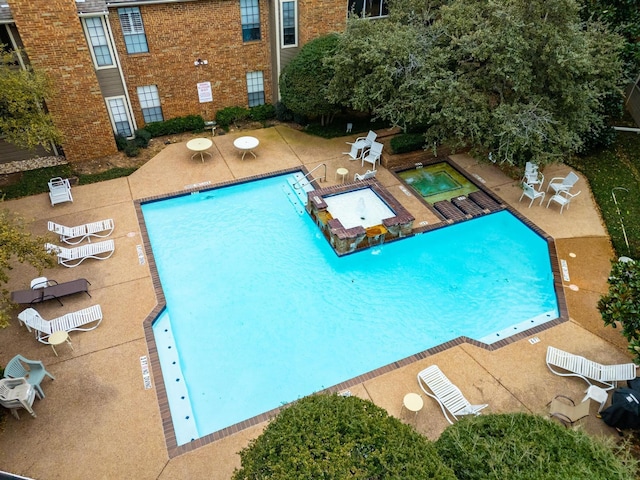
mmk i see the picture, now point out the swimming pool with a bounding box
[141,173,559,448]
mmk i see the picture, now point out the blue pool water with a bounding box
[141,174,559,445]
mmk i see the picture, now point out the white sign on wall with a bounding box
[197,81,213,103]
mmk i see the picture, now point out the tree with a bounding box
[0,47,62,151]
[327,0,625,167]
[279,35,341,125]
[598,259,640,363]
[0,207,55,328]
[232,393,457,479]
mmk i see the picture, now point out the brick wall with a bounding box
[298,0,347,45]
[9,0,118,162]
[110,0,273,126]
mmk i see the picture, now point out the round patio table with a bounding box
[233,136,259,160]
[187,138,213,163]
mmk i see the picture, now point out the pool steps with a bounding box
[282,172,314,215]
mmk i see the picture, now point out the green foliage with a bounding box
[305,116,388,138]
[233,393,456,479]
[215,106,250,129]
[435,413,638,479]
[0,47,63,151]
[280,34,341,124]
[274,101,294,122]
[114,134,129,152]
[144,115,205,137]
[76,168,138,185]
[133,128,151,148]
[0,207,56,327]
[249,104,276,122]
[390,133,425,154]
[598,259,640,361]
[123,142,139,157]
[0,165,72,199]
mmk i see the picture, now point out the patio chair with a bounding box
[546,190,581,214]
[522,162,544,190]
[45,239,115,267]
[519,182,545,207]
[546,171,579,194]
[343,130,377,160]
[48,218,115,245]
[11,278,91,306]
[545,346,637,390]
[361,141,383,168]
[354,169,377,181]
[4,355,55,399]
[17,305,103,344]
[417,365,488,424]
[548,395,590,427]
[0,377,39,419]
[48,177,73,206]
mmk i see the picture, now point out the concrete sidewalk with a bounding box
[0,125,630,480]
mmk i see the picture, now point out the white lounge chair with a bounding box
[546,171,579,194]
[546,190,581,214]
[343,130,377,160]
[48,177,73,206]
[48,219,115,245]
[17,305,103,344]
[354,169,377,181]
[0,377,39,419]
[45,240,115,267]
[361,141,383,168]
[546,346,637,390]
[417,365,488,424]
[519,182,545,207]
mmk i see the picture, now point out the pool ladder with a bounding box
[291,163,326,190]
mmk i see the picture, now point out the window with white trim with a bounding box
[240,0,261,42]
[119,7,149,53]
[83,17,114,68]
[246,71,265,107]
[348,0,388,18]
[106,96,133,137]
[137,85,163,123]
[281,0,297,47]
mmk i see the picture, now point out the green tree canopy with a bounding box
[0,48,62,151]
[327,0,624,166]
[279,34,341,125]
[232,393,457,479]
[0,207,55,328]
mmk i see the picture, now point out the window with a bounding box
[281,0,297,47]
[348,0,388,18]
[137,85,164,123]
[246,71,265,107]
[84,17,114,67]
[240,0,261,42]
[119,7,149,53]
[106,97,133,137]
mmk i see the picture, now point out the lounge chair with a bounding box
[0,377,39,419]
[361,141,383,168]
[48,219,115,245]
[546,171,579,194]
[519,182,545,207]
[545,346,637,390]
[354,169,377,181]
[417,365,488,424]
[4,355,55,399]
[546,190,581,214]
[17,305,103,344]
[343,130,377,160]
[548,395,590,427]
[11,278,91,306]
[48,177,73,206]
[45,240,115,267]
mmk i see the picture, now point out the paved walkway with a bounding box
[0,126,631,479]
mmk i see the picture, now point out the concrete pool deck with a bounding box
[0,125,632,479]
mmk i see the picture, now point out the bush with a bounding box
[233,393,456,479]
[435,413,637,480]
[144,115,205,137]
[1,165,73,200]
[215,106,250,129]
[390,133,425,154]
[123,142,140,157]
[275,101,294,122]
[133,128,152,148]
[77,167,138,185]
[114,134,129,152]
[249,103,276,122]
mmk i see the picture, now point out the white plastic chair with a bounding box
[48,219,115,245]
[48,177,73,206]
[519,182,545,207]
[361,141,383,168]
[4,355,55,399]
[343,130,377,160]
[522,162,544,190]
[354,170,377,181]
[546,190,581,214]
[417,365,488,424]
[546,171,579,194]
[0,377,39,419]
[45,240,115,267]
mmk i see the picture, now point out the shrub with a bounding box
[275,101,293,122]
[215,106,250,129]
[123,142,139,157]
[435,413,637,480]
[114,134,128,152]
[249,103,276,122]
[1,165,73,199]
[144,115,205,137]
[133,128,152,148]
[77,167,138,185]
[233,393,456,479]
[390,133,425,154]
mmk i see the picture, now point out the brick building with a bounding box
[0,0,387,163]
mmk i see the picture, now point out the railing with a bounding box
[292,163,326,189]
